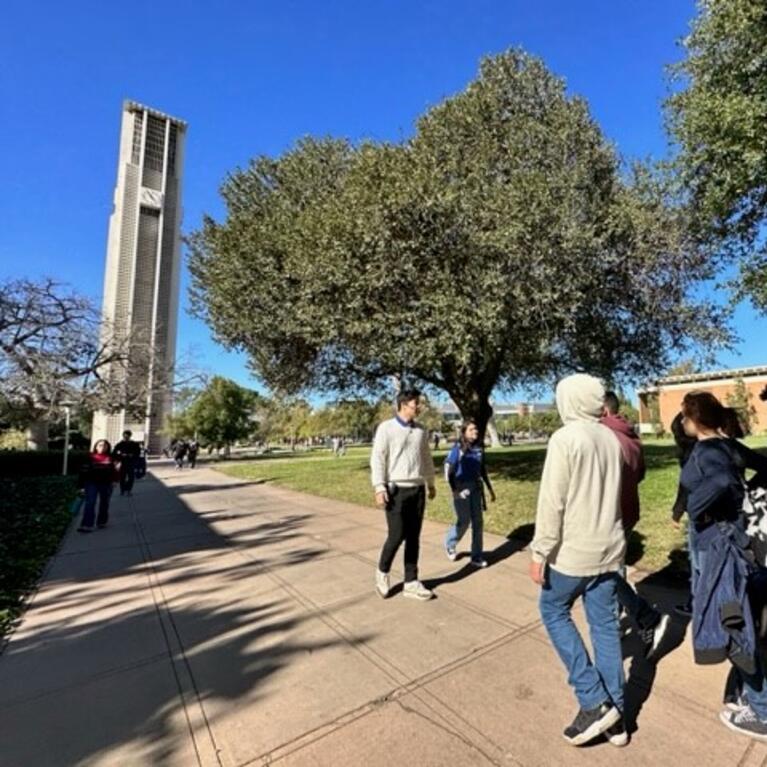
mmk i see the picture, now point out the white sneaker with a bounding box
[403,580,433,601]
[446,547,457,561]
[375,569,390,599]
[470,559,488,568]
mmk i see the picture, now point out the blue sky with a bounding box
[1,0,764,401]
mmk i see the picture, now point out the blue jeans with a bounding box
[81,483,112,528]
[540,568,624,712]
[445,484,483,561]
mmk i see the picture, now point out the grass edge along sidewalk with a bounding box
[0,475,77,642]
[216,438,767,576]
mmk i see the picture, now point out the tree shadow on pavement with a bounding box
[0,472,369,766]
[165,480,276,494]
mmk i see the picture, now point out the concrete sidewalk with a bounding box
[1,465,766,767]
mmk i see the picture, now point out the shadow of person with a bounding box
[422,523,535,593]
[621,614,689,733]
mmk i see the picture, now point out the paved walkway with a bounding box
[2,464,766,766]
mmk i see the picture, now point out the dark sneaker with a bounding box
[720,706,767,741]
[77,526,94,533]
[674,601,693,618]
[470,559,488,568]
[643,613,671,661]
[605,720,629,747]
[563,703,621,746]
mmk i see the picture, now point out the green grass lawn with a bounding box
[216,437,767,576]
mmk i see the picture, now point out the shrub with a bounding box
[0,450,89,479]
[0,476,76,637]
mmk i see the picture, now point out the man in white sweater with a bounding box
[529,374,627,748]
[370,389,436,601]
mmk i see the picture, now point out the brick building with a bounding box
[638,366,767,434]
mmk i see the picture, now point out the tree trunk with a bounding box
[486,417,501,448]
[26,419,49,450]
[452,393,496,447]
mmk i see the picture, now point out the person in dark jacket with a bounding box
[601,392,670,659]
[444,420,496,567]
[113,430,140,496]
[77,440,119,532]
[671,410,700,617]
[173,440,188,469]
[679,391,767,742]
[187,439,199,469]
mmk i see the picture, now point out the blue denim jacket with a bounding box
[692,522,758,673]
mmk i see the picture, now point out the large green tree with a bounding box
[190,49,727,438]
[667,0,767,310]
[171,376,260,452]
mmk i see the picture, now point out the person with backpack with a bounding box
[679,391,767,742]
[77,440,119,532]
[444,420,496,567]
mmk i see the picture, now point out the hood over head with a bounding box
[556,374,606,424]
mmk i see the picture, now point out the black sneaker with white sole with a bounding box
[563,703,621,746]
[720,706,767,742]
[642,613,671,661]
[605,720,629,747]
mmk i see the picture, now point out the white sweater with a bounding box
[370,418,436,492]
[530,374,625,577]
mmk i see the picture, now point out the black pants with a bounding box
[378,485,425,582]
[119,460,135,494]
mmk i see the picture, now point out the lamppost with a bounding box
[61,401,74,476]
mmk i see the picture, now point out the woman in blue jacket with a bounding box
[680,391,767,742]
[444,420,496,567]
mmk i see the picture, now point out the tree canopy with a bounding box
[166,376,261,450]
[667,0,767,310]
[190,48,728,436]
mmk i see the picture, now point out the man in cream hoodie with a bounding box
[529,374,627,747]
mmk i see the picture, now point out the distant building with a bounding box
[92,101,187,452]
[438,401,556,425]
[638,365,767,434]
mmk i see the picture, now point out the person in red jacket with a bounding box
[77,440,119,532]
[601,392,670,660]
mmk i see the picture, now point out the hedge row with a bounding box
[0,450,89,478]
[0,476,77,637]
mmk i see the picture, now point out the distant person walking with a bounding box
[77,440,119,533]
[173,440,188,469]
[113,430,140,496]
[600,392,670,658]
[371,389,436,601]
[444,420,496,567]
[530,374,627,747]
[187,439,199,469]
